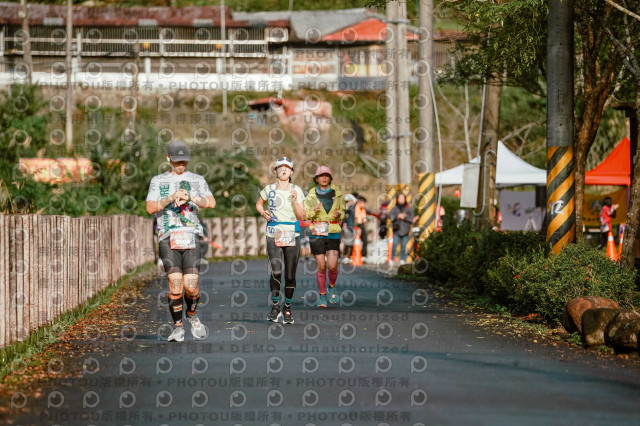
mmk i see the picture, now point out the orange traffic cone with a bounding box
[351,228,363,266]
[386,236,393,263]
[618,231,624,261]
[606,231,617,261]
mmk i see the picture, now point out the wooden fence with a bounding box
[0,214,155,348]
[201,217,266,258]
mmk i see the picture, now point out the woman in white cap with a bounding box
[255,157,306,324]
[304,166,346,307]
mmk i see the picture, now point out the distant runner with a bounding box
[255,157,306,324]
[388,193,414,265]
[146,140,216,342]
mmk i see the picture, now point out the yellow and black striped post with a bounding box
[416,172,436,241]
[398,184,415,259]
[385,183,399,242]
[546,147,575,254]
[546,0,575,254]
[386,184,401,213]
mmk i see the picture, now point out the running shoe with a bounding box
[187,315,207,340]
[167,325,185,342]
[268,304,282,322]
[317,294,328,308]
[283,306,294,324]
[327,286,339,304]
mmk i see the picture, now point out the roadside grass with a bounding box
[0,262,159,383]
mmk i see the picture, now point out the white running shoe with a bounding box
[167,325,185,342]
[187,315,207,340]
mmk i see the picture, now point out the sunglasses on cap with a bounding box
[274,157,294,170]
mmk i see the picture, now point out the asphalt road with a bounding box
[3,258,640,426]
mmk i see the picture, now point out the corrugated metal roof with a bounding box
[235,8,465,42]
[0,3,285,27]
[322,17,419,42]
[233,8,377,41]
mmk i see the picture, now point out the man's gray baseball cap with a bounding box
[167,140,190,162]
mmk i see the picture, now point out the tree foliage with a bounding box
[436,0,548,97]
[0,84,48,166]
[0,85,261,217]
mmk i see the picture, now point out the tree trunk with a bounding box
[620,87,640,269]
[65,0,73,154]
[574,94,609,241]
[568,3,617,243]
[476,80,501,229]
[574,145,586,241]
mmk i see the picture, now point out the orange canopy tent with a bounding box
[585,137,631,186]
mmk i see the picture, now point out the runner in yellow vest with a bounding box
[304,166,346,307]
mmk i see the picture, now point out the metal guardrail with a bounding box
[3,25,270,58]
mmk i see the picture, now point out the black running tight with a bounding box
[266,237,300,301]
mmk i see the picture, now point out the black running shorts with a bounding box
[159,238,200,275]
[309,237,341,255]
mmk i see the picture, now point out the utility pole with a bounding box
[416,0,435,240]
[546,0,575,254]
[65,0,73,154]
[475,81,501,229]
[130,41,140,128]
[221,0,228,115]
[385,1,399,208]
[19,0,32,84]
[396,0,411,194]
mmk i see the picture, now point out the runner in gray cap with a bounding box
[146,141,216,341]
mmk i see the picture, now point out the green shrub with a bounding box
[486,241,639,324]
[419,222,638,325]
[419,217,478,285]
[0,86,261,217]
[419,219,545,292]
[469,230,546,293]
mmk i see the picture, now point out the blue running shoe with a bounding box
[327,286,339,304]
[317,294,328,308]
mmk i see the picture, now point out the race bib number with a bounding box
[312,221,329,236]
[274,230,296,247]
[170,228,196,250]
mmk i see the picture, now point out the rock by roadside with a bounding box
[568,299,640,355]
[564,296,620,334]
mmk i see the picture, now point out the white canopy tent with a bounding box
[435,141,546,187]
